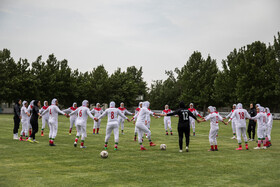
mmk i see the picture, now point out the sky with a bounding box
[0,0,279,86]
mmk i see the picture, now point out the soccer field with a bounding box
[0,114,279,187]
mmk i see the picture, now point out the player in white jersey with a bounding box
[250,106,267,149]
[134,102,142,141]
[188,103,203,136]
[132,101,162,150]
[27,100,34,136]
[227,103,251,150]
[224,104,237,139]
[95,101,130,150]
[63,102,78,135]
[161,105,173,135]
[202,106,226,151]
[265,107,273,147]
[19,101,30,141]
[41,98,68,146]
[118,102,133,135]
[39,101,49,136]
[70,100,94,148]
[91,103,103,135]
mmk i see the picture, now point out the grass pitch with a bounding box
[0,114,279,187]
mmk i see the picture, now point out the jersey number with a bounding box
[238,112,244,119]
[111,112,114,119]
[182,112,188,120]
[79,110,82,117]
[49,109,52,115]
[216,116,219,123]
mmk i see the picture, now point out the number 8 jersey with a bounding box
[98,108,128,124]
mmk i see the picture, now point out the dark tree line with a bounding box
[1,32,279,111]
[149,32,280,112]
[0,50,147,107]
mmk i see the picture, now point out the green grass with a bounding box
[0,114,279,187]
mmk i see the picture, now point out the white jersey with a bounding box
[134,108,154,124]
[204,112,223,128]
[21,106,29,121]
[146,109,153,121]
[229,109,251,127]
[226,109,237,122]
[40,106,49,118]
[162,109,172,120]
[70,106,94,126]
[267,113,273,127]
[251,112,266,128]
[42,104,65,123]
[98,108,127,124]
[91,108,103,118]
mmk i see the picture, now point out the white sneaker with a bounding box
[186,146,189,152]
[13,134,18,140]
[146,136,148,139]
[250,139,254,141]
[254,147,260,150]
[262,146,267,149]
[80,146,86,148]
[179,150,183,153]
[231,136,236,139]
[74,142,77,147]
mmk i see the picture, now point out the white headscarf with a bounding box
[30,100,35,106]
[165,105,169,109]
[96,103,100,107]
[51,98,57,105]
[22,101,27,107]
[44,101,48,106]
[237,103,243,109]
[190,103,194,107]
[208,106,214,113]
[139,102,143,108]
[266,107,270,113]
[73,102,77,107]
[142,101,150,109]
[233,104,236,107]
[110,101,115,108]
[258,106,264,112]
[82,100,88,106]
[213,106,216,111]
[256,104,261,108]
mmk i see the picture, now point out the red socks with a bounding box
[258,140,261,147]
[93,129,95,134]
[211,145,214,150]
[215,145,218,150]
[81,142,84,146]
[97,128,99,133]
[69,128,72,133]
[75,138,78,143]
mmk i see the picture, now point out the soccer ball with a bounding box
[160,144,167,150]
[100,151,108,158]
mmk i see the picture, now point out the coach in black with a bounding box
[13,99,21,140]
[161,101,202,152]
[247,103,257,141]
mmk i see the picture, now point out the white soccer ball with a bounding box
[100,151,108,158]
[160,144,167,150]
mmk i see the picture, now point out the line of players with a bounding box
[17,99,273,151]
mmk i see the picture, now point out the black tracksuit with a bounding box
[167,107,197,150]
[247,107,257,139]
[30,106,39,140]
[13,103,21,134]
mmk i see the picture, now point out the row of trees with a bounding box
[1,32,279,111]
[149,32,280,112]
[0,50,147,107]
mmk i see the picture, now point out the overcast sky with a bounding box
[0,0,279,86]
